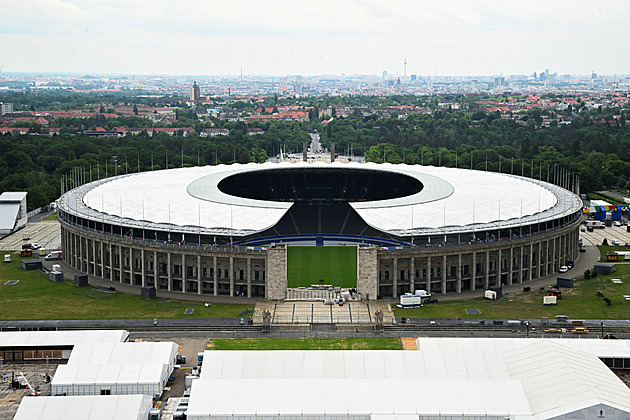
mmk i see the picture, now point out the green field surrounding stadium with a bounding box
[287,246,357,288]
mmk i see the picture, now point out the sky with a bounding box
[1,0,628,77]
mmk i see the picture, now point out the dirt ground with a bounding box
[0,360,63,420]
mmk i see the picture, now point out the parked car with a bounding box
[614,221,621,227]
[425,298,439,304]
[612,239,620,245]
[559,266,569,273]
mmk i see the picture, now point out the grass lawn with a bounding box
[287,246,357,288]
[598,245,630,262]
[210,337,401,350]
[0,257,252,320]
[393,259,630,320]
[42,213,59,221]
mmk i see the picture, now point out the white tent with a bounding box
[0,330,129,348]
[188,340,630,419]
[51,341,178,399]
[14,395,152,420]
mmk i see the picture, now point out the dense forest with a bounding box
[1,92,629,210]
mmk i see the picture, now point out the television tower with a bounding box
[403,53,407,79]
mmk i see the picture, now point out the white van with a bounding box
[45,251,63,260]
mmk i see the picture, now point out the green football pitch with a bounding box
[287,246,357,288]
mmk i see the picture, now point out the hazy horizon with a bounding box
[1,0,628,77]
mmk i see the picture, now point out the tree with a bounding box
[133,104,139,115]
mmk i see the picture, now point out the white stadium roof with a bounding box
[62,162,580,237]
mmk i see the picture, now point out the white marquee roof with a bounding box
[415,337,630,359]
[51,341,178,388]
[0,330,129,347]
[14,395,152,420]
[60,162,580,237]
[188,341,630,419]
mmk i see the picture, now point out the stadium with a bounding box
[57,161,582,300]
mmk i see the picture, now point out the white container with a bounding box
[52,264,61,272]
[484,290,497,300]
[543,295,557,305]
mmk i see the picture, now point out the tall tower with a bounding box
[403,54,407,79]
[190,81,200,101]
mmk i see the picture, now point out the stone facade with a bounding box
[357,246,378,300]
[266,246,287,300]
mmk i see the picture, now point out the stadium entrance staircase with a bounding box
[252,299,394,326]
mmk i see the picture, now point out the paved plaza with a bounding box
[253,300,394,324]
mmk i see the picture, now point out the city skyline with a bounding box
[0,1,628,77]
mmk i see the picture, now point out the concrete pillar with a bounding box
[153,251,158,286]
[528,243,534,281]
[471,252,477,291]
[393,257,398,298]
[484,251,490,289]
[247,257,252,298]
[519,246,524,283]
[229,256,234,297]
[197,255,202,295]
[441,255,447,294]
[551,238,556,274]
[92,238,96,275]
[497,248,502,286]
[167,252,172,291]
[141,248,146,287]
[213,255,218,296]
[119,244,123,283]
[267,246,288,300]
[426,256,432,294]
[456,254,462,293]
[409,257,415,294]
[508,247,514,286]
[182,254,186,293]
[100,242,109,280]
[109,244,114,283]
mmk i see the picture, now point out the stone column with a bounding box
[456,254,462,293]
[426,256,432,294]
[213,255,218,296]
[551,238,556,274]
[247,257,252,298]
[182,254,186,293]
[92,239,96,275]
[101,241,106,279]
[409,257,415,294]
[471,252,477,291]
[141,248,146,287]
[497,248,502,286]
[197,255,202,295]
[119,245,123,283]
[229,256,234,297]
[484,251,490,289]
[508,247,514,286]
[153,250,158,286]
[167,252,172,291]
[392,257,398,298]
[441,255,447,294]
[109,244,114,283]
[519,246,524,284]
[527,243,534,281]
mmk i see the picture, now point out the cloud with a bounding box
[0,0,629,75]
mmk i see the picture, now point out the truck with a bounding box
[585,220,605,228]
[414,289,431,300]
[399,293,423,308]
[44,250,63,261]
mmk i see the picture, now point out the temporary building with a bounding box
[187,340,630,419]
[51,341,178,399]
[14,394,152,420]
[0,330,129,361]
